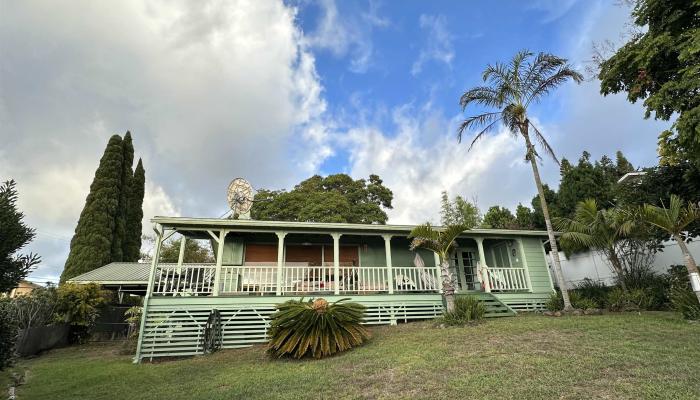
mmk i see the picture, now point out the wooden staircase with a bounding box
[457,292,517,318]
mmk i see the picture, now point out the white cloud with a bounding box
[1,0,334,280]
[303,0,388,73]
[343,106,536,225]
[411,14,454,76]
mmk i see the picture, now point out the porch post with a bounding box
[476,238,491,293]
[382,235,394,294]
[433,252,442,293]
[516,238,533,292]
[177,236,186,267]
[134,226,164,363]
[332,233,342,295]
[276,232,287,296]
[212,230,227,296]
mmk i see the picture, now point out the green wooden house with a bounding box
[73,216,556,362]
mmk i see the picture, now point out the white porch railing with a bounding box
[220,265,278,294]
[151,264,442,296]
[339,266,389,293]
[487,267,529,291]
[392,266,440,292]
[152,264,216,296]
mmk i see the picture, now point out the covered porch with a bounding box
[145,218,536,298]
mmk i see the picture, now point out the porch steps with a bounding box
[457,293,517,317]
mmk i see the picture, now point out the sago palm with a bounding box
[267,298,370,359]
[643,195,700,303]
[409,223,469,312]
[458,50,583,310]
[554,200,635,291]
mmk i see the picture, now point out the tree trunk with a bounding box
[606,248,628,292]
[674,235,700,304]
[440,258,456,312]
[521,123,573,311]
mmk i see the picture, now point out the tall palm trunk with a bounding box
[521,122,573,310]
[674,235,700,304]
[440,257,456,312]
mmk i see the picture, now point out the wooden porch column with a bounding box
[212,230,227,296]
[382,235,394,294]
[433,252,442,293]
[516,238,533,292]
[332,233,342,295]
[476,238,491,293]
[276,232,287,296]
[134,226,166,363]
[177,236,186,267]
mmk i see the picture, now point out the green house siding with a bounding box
[521,237,553,293]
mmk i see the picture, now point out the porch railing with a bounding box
[486,267,529,291]
[151,264,441,296]
[152,264,216,296]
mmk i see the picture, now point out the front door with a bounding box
[451,249,480,291]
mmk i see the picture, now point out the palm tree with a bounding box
[643,195,700,303]
[409,223,469,312]
[554,199,635,291]
[458,50,583,310]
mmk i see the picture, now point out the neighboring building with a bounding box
[547,239,700,288]
[5,280,42,298]
[71,216,557,362]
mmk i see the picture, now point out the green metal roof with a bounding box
[68,262,156,284]
[151,216,554,237]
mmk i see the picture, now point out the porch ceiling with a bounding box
[152,216,555,238]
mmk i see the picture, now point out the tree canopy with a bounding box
[251,174,393,224]
[62,133,145,281]
[598,0,700,166]
[0,180,40,292]
[440,191,481,228]
[158,238,215,264]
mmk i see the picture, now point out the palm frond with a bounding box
[438,224,469,252]
[525,65,583,107]
[456,112,501,143]
[459,87,502,110]
[528,121,559,165]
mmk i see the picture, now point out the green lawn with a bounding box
[4,313,700,400]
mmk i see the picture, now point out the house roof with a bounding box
[68,262,156,284]
[151,216,554,238]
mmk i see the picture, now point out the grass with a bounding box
[3,312,700,399]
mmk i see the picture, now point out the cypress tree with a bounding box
[111,132,134,261]
[124,158,145,261]
[61,135,124,282]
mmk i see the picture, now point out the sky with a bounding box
[0,0,670,284]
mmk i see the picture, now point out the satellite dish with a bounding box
[227,178,254,219]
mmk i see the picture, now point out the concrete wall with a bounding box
[547,239,700,289]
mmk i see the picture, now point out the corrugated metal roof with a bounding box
[68,262,159,284]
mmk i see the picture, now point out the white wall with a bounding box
[547,240,700,289]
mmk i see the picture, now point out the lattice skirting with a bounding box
[138,298,444,360]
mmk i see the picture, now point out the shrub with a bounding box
[574,298,598,310]
[267,298,370,359]
[54,283,109,343]
[607,287,656,311]
[618,265,668,310]
[10,286,58,329]
[670,286,700,320]
[442,296,486,326]
[573,279,610,308]
[545,290,594,311]
[667,265,700,320]
[545,292,562,311]
[0,298,17,370]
